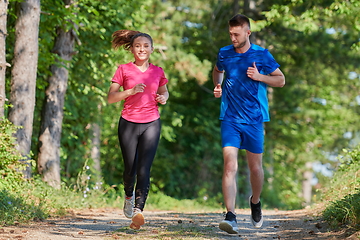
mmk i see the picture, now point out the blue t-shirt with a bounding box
[216,44,280,124]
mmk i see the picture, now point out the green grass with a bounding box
[0,176,221,226]
[146,191,221,212]
[323,192,360,229]
[320,146,360,232]
[0,188,48,225]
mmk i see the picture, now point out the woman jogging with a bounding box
[107,30,169,230]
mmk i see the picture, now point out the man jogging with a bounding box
[213,14,285,234]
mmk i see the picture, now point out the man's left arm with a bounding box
[247,62,285,88]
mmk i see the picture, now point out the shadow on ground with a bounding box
[0,208,354,239]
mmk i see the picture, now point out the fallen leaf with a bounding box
[111,234,120,239]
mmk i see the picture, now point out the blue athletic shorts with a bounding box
[221,121,264,154]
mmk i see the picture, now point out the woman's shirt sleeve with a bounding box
[111,65,124,85]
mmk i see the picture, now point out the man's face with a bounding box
[229,25,251,49]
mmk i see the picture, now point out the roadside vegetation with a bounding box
[1,118,360,238]
[320,147,360,235]
[0,118,220,226]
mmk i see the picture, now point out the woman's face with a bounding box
[130,36,153,62]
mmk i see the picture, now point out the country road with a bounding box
[0,207,357,239]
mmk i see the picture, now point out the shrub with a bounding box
[0,189,48,225]
[322,146,360,230]
[0,118,27,189]
[323,192,360,229]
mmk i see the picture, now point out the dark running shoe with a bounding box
[249,196,263,228]
[219,211,238,234]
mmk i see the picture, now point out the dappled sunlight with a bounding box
[0,208,353,239]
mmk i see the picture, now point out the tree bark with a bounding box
[37,0,77,188]
[0,0,10,117]
[8,0,40,178]
[90,120,102,186]
[302,161,313,205]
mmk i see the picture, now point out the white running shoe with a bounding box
[130,208,145,230]
[123,195,134,218]
[219,211,238,234]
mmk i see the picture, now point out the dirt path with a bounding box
[0,207,357,240]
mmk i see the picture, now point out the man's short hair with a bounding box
[229,14,250,29]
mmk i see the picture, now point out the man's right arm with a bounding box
[213,65,224,98]
[212,65,224,86]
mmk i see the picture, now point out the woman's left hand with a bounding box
[156,94,167,105]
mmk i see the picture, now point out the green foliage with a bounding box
[146,191,220,212]
[256,0,360,208]
[323,192,360,230]
[338,148,360,172]
[321,146,360,230]
[0,117,26,188]
[0,189,48,225]
[4,0,360,212]
[0,176,118,226]
[0,119,43,225]
[321,147,360,203]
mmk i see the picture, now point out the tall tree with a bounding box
[0,0,10,117]
[8,0,41,178]
[37,0,78,188]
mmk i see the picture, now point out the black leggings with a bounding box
[118,117,161,211]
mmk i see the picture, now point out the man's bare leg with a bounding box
[222,146,239,213]
[246,151,263,204]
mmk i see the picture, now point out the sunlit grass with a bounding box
[0,175,222,226]
[320,147,360,231]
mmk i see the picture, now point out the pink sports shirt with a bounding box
[111,62,168,123]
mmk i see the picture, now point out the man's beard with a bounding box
[234,40,246,49]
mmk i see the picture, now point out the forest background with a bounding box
[1,0,359,213]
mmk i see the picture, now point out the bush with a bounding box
[323,192,360,229]
[0,189,48,225]
[321,146,360,230]
[0,118,27,189]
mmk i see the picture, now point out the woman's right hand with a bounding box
[131,83,146,95]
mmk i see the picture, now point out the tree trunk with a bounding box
[90,120,102,186]
[302,161,313,205]
[0,0,10,117]
[8,0,40,178]
[37,0,77,188]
